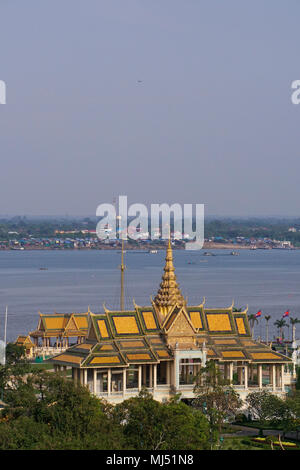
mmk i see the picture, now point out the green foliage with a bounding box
[223,436,262,450]
[0,371,124,450]
[113,389,210,450]
[295,368,300,390]
[0,343,32,400]
[5,343,26,365]
[193,361,242,434]
[274,319,287,338]
[246,391,294,433]
[0,373,210,450]
[0,416,52,450]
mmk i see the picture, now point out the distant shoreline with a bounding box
[0,243,296,251]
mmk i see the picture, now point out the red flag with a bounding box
[255,310,262,318]
[283,310,289,318]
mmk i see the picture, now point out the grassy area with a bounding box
[28,363,73,376]
[221,436,263,450]
[234,420,282,431]
[221,423,239,434]
[27,362,54,371]
[221,435,300,450]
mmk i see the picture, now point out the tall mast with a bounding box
[120,238,125,311]
[4,306,8,346]
[117,211,126,312]
[3,306,8,366]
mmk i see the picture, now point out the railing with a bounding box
[94,383,288,400]
[156,384,169,389]
[33,347,67,357]
[96,387,171,398]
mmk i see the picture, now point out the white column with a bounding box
[149,364,153,388]
[229,362,233,383]
[276,365,281,388]
[84,368,87,386]
[244,365,248,390]
[281,364,285,392]
[272,364,276,391]
[108,368,111,396]
[166,361,170,385]
[123,368,127,397]
[93,369,97,395]
[258,364,262,389]
[138,365,142,391]
[174,351,180,390]
[153,364,157,390]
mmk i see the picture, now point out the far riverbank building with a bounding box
[50,241,292,403]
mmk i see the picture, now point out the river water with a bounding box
[0,249,299,342]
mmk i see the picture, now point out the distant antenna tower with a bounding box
[113,197,126,311]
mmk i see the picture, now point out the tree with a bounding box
[295,368,300,390]
[193,361,242,436]
[289,317,300,343]
[248,314,258,338]
[0,342,32,403]
[0,416,52,450]
[0,370,124,450]
[264,315,271,343]
[274,319,287,340]
[246,391,291,429]
[285,390,300,434]
[5,343,26,365]
[113,389,210,450]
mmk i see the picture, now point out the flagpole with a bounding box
[3,306,8,366]
[4,306,8,345]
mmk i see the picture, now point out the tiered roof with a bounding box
[50,241,291,368]
[51,302,291,367]
[15,335,34,349]
[30,312,89,338]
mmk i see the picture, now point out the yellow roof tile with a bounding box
[113,316,139,335]
[207,314,232,332]
[142,312,157,329]
[55,354,83,364]
[190,311,202,329]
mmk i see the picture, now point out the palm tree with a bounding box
[264,315,271,344]
[248,314,258,339]
[274,319,287,340]
[289,317,300,343]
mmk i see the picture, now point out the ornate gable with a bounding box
[164,306,196,348]
[64,314,79,333]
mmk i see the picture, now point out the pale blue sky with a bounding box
[0,0,299,216]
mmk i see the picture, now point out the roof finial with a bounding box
[153,231,185,315]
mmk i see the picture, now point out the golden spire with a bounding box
[154,238,186,316]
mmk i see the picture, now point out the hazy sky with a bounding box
[0,0,300,216]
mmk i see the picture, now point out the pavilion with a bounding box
[50,240,292,403]
[15,335,35,358]
[29,312,88,357]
